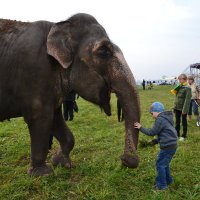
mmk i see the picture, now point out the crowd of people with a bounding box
[142,74,200,129]
[135,73,200,191]
[142,79,153,90]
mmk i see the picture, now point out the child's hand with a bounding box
[134,122,141,129]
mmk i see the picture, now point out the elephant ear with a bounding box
[47,24,73,69]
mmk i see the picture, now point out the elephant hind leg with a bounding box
[52,148,73,168]
[51,107,75,168]
[27,164,53,176]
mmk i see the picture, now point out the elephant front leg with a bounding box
[27,117,54,176]
[51,108,75,168]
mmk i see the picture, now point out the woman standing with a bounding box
[187,75,200,126]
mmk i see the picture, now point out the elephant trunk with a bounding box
[109,51,140,168]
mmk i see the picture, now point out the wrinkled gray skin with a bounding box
[0,13,140,176]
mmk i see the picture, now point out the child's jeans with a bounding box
[155,148,177,190]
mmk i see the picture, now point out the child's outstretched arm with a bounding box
[134,119,162,136]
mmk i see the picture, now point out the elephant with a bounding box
[0,13,140,176]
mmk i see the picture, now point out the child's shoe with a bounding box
[179,137,185,141]
[152,184,167,191]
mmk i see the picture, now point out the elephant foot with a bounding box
[27,164,53,176]
[52,151,72,168]
[120,153,139,168]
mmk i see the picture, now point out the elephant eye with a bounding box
[96,45,112,58]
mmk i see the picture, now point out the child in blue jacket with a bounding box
[134,102,178,190]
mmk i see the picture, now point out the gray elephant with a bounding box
[0,13,140,176]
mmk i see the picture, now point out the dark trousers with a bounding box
[117,99,124,122]
[48,132,54,150]
[174,109,187,138]
[63,100,74,121]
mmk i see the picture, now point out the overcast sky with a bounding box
[1,0,200,81]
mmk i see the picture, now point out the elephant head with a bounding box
[47,13,140,168]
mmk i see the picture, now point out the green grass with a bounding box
[0,85,200,200]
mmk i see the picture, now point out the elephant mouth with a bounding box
[101,102,111,116]
[99,86,111,116]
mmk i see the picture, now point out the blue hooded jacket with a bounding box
[140,111,178,149]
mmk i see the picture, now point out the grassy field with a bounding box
[0,85,200,200]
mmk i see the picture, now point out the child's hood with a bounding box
[158,111,174,126]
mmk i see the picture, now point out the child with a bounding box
[134,102,178,190]
[171,74,191,140]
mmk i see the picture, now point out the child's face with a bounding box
[151,112,160,118]
[188,79,194,85]
[178,77,186,84]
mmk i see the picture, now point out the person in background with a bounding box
[49,91,78,150]
[117,98,124,122]
[148,81,153,90]
[171,74,191,141]
[142,79,146,90]
[63,91,76,121]
[134,102,178,191]
[187,75,200,126]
